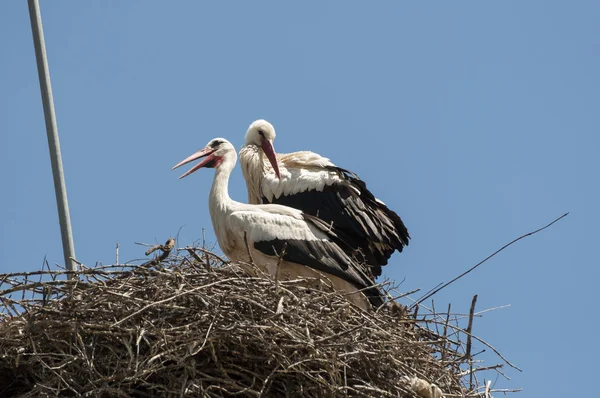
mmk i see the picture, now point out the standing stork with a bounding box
[239,119,410,279]
[172,138,384,310]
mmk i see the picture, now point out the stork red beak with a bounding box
[261,140,281,180]
[172,147,217,179]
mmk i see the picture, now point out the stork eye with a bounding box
[211,140,223,148]
[258,130,264,137]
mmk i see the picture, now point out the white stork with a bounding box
[172,138,384,310]
[239,119,410,279]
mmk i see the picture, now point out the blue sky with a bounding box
[1,1,598,395]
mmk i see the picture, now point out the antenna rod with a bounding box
[28,0,76,276]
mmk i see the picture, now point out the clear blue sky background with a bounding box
[1,2,597,395]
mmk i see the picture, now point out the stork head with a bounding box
[172,138,235,179]
[244,119,280,179]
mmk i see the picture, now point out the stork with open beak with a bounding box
[172,138,384,310]
[239,119,410,280]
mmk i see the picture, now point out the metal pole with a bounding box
[28,0,77,276]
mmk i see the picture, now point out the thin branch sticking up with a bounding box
[202,228,210,267]
[466,294,478,390]
[441,303,452,362]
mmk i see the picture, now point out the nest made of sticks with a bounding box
[0,241,514,397]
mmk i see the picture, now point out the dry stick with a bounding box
[380,288,421,317]
[466,294,478,390]
[145,238,175,256]
[190,313,218,356]
[458,364,504,377]
[186,247,211,272]
[0,280,81,296]
[182,247,228,265]
[90,238,178,282]
[412,305,419,326]
[487,388,523,393]
[1,264,177,281]
[111,277,242,327]
[183,244,212,272]
[465,295,478,359]
[416,282,443,307]
[474,304,511,316]
[413,212,569,308]
[69,257,86,272]
[140,238,175,269]
[431,300,440,336]
[36,257,48,303]
[202,228,211,267]
[388,288,421,301]
[445,321,522,371]
[441,303,452,363]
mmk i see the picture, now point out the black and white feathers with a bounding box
[174,138,385,309]
[239,119,410,279]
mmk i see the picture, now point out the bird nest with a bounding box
[0,240,515,397]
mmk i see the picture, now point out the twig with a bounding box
[458,364,503,377]
[465,295,478,360]
[441,303,451,362]
[466,294,478,390]
[180,247,228,265]
[445,322,522,372]
[413,212,569,307]
[474,304,511,316]
[145,238,174,256]
[387,288,421,302]
[202,228,210,267]
[134,241,155,247]
[186,247,211,272]
[140,238,175,269]
[414,282,443,307]
[111,277,242,327]
[69,257,86,270]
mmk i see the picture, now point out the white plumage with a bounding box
[239,120,410,278]
[173,138,384,310]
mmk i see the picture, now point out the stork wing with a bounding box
[229,208,384,307]
[260,151,410,277]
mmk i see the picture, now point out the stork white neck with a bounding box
[208,150,238,220]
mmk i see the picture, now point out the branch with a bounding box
[140,238,175,268]
[179,247,228,265]
[185,247,212,272]
[413,212,568,307]
[466,294,478,390]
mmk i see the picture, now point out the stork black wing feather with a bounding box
[266,166,410,278]
[253,235,384,308]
